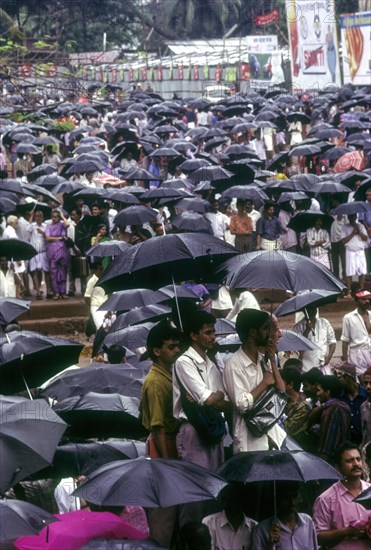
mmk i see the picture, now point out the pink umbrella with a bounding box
[333,150,365,173]
[14,510,147,550]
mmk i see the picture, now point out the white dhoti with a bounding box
[349,347,371,377]
[29,251,49,272]
[346,249,367,277]
[261,238,282,251]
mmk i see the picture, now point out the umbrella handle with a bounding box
[172,274,183,331]
[20,368,33,400]
[304,308,315,336]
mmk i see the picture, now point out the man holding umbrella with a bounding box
[223,309,286,453]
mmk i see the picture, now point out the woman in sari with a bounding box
[45,209,70,300]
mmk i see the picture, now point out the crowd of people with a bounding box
[0,82,371,549]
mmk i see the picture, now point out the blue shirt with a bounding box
[253,513,318,550]
[256,216,281,240]
[340,385,367,444]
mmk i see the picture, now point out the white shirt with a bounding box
[226,291,260,323]
[341,309,371,351]
[293,317,336,372]
[173,346,224,420]
[223,348,286,453]
[0,268,16,298]
[202,510,257,550]
[205,212,226,240]
[246,209,261,231]
[54,478,80,513]
[2,225,18,239]
[330,215,347,243]
[84,273,107,308]
[341,223,368,251]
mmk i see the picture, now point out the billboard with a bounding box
[340,12,371,85]
[286,0,341,91]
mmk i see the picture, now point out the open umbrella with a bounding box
[122,168,157,182]
[149,147,180,158]
[99,288,162,313]
[311,181,351,194]
[87,240,131,257]
[98,233,239,292]
[40,363,143,402]
[0,297,31,325]
[53,392,145,439]
[333,150,365,173]
[74,456,227,508]
[353,486,371,510]
[218,450,341,483]
[333,201,371,215]
[0,396,67,494]
[0,499,58,548]
[274,289,341,317]
[171,212,213,234]
[140,188,191,201]
[287,212,334,232]
[109,305,171,331]
[114,206,158,227]
[277,330,321,352]
[103,322,155,350]
[154,284,200,302]
[277,192,308,204]
[288,145,321,157]
[189,166,234,182]
[0,331,83,395]
[354,178,371,201]
[179,159,211,172]
[175,198,210,213]
[216,250,346,293]
[0,239,37,261]
[14,510,146,550]
[221,185,269,204]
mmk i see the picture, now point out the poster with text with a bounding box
[340,12,371,86]
[286,0,341,91]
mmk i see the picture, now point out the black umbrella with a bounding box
[176,197,210,213]
[0,239,37,261]
[33,135,62,146]
[140,188,191,201]
[218,450,341,483]
[53,392,145,439]
[28,164,57,180]
[0,179,24,195]
[320,147,353,161]
[67,160,103,175]
[87,240,131,257]
[204,137,229,152]
[216,330,320,353]
[74,456,227,508]
[311,181,351,194]
[354,178,371,201]
[287,112,311,124]
[0,297,31,325]
[160,178,194,190]
[41,364,143,402]
[120,185,146,196]
[215,317,236,336]
[353,486,371,510]
[99,288,162,313]
[98,233,239,292]
[289,144,321,157]
[189,166,234,182]
[216,250,346,293]
[287,212,334,232]
[179,158,211,172]
[0,396,67,494]
[193,181,215,192]
[154,284,200,302]
[221,185,269,204]
[0,499,58,547]
[106,191,140,206]
[274,289,341,317]
[103,322,155,350]
[15,143,41,155]
[22,184,60,204]
[34,174,69,190]
[333,201,371,215]
[277,192,308,204]
[172,212,213,234]
[0,331,83,395]
[114,205,158,227]
[149,147,180,158]
[0,197,19,215]
[110,305,171,331]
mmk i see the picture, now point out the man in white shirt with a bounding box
[0,256,16,298]
[341,290,371,376]
[293,306,336,373]
[223,309,286,453]
[341,213,368,297]
[245,200,261,249]
[205,199,226,240]
[203,484,257,550]
[84,262,107,329]
[226,289,260,323]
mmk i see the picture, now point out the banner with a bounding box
[255,9,280,26]
[248,51,287,89]
[178,64,183,80]
[157,66,163,81]
[194,64,199,80]
[286,0,341,90]
[240,63,250,80]
[245,35,278,53]
[141,66,147,81]
[340,11,371,85]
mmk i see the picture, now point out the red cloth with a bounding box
[333,150,365,173]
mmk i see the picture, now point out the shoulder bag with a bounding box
[245,360,288,438]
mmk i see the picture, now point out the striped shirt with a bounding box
[318,398,351,463]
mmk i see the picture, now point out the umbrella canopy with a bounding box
[0,332,83,394]
[123,168,158,181]
[99,288,162,313]
[311,181,351,194]
[216,250,346,293]
[103,322,155,350]
[87,240,131,257]
[277,192,308,204]
[98,233,239,292]
[40,364,143,402]
[114,206,158,227]
[189,166,234,182]
[14,510,146,550]
[354,178,371,201]
[353,486,371,510]
[176,197,210,213]
[287,212,334,232]
[333,150,365,173]
[289,144,321,157]
[0,396,67,494]
[74,456,227,508]
[0,499,58,548]
[333,201,371,215]
[53,392,145,439]
[0,297,31,325]
[171,212,213,234]
[154,284,200,302]
[0,239,37,261]
[179,159,211,172]
[149,147,180,158]
[218,450,341,483]
[277,330,321,352]
[109,305,171,331]
[221,185,269,204]
[140,188,191,201]
[275,289,341,317]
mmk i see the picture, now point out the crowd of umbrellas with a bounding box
[1,82,371,548]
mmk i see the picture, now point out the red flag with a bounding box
[240,63,250,80]
[129,67,134,81]
[157,66,163,81]
[194,64,199,80]
[215,65,222,84]
[178,64,183,80]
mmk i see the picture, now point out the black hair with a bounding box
[302,367,322,385]
[179,522,211,550]
[333,441,360,465]
[183,310,215,339]
[107,344,126,363]
[91,202,102,210]
[318,374,343,398]
[263,201,275,211]
[235,308,269,344]
[70,207,82,218]
[146,321,182,362]
[281,368,302,392]
[283,358,303,373]
[236,198,246,207]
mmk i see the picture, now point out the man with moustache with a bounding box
[223,309,286,453]
[313,442,371,549]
